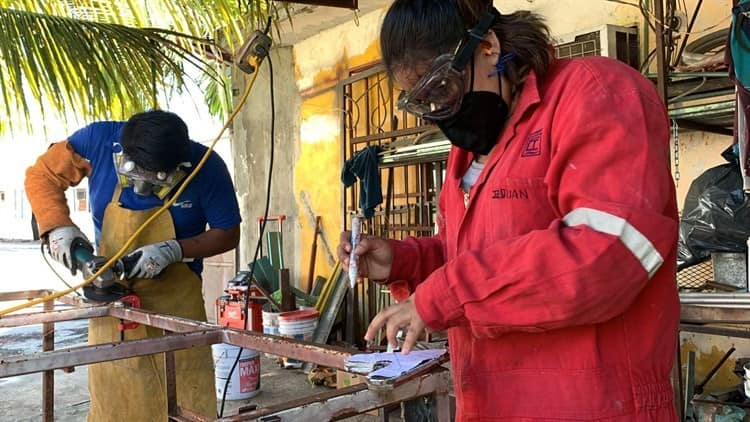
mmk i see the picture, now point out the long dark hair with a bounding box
[380,0,554,88]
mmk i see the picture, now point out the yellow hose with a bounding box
[0,70,260,317]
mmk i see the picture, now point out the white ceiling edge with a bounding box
[274,0,390,46]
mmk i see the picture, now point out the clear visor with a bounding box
[396,54,466,121]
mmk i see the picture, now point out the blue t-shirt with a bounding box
[68,121,241,276]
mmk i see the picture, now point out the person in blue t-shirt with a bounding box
[24,109,240,419]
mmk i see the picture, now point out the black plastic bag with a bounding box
[678,147,750,270]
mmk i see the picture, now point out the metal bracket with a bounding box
[235,30,272,75]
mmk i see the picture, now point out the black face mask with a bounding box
[435,91,509,155]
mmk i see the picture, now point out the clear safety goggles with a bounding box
[396,9,500,122]
[115,153,190,198]
[396,53,467,122]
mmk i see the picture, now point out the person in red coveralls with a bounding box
[337,0,680,420]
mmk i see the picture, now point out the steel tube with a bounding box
[681,305,750,324]
[0,330,222,378]
[653,0,668,101]
[108,306,219,333]
[681,324,750,339]
[681,293,750,300]
[221,329,352,370]
[0,290,54,302]
[219,370,452,421]
[42,300,54,422]
[0,290,86,307]
[0,305,109,327]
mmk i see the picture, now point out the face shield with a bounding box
[115,153,191,199]
[396,8,499,122]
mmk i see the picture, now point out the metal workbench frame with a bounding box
[0,290,452,421]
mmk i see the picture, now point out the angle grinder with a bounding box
[71,240,137,302]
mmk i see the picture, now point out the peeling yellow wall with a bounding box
[682,333,747,392]
[673,131,734,209]
[292,9,386,291]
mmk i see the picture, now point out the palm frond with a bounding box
[0,1,276,135]
[0,7,236,134]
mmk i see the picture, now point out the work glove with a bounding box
[124,239,183,279]
[47,226,92,276]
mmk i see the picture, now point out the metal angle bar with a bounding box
[219,370,452,421]
[0,291,87,307]
[166,351,178,416]
[0,330,222,378]
[109,308,354,369]
[351,126,431,145]
[0,290,54,301]
[0,305,109,327]
[221,384,368,421]
[681,305,750,323]
[680,297,750,306]
[680,324,750,339]
[681,293,750,300]
[170,407,213,422]
[668,101,735,119]
[680,304,750,309]
[653,0,668,102]
[165,330,178,418]
[42,300,54,422]
[221,329,352,370]
[108,306,220,333]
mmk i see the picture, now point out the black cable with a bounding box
[219,22,275,419]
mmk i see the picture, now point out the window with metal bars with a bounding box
[338,63,448,347]
[340,64,446,241]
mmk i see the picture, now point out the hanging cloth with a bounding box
[341,145,383,218]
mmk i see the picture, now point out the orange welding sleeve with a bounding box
[24,141,92,235]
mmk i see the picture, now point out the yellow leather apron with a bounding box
[87,186,216,421]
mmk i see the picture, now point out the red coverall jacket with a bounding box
[387,57,679,421]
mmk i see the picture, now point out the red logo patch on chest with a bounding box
[521,129,542,157]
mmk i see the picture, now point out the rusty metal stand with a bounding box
[0,290,452,421]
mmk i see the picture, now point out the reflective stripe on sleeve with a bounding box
[562,207,664,278]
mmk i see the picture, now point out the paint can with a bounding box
[262,310,281,358]
[278,309,319,369]
[212,343,261,400]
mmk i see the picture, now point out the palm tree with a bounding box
[0,0,275,135]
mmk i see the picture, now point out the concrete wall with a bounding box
[232,46,301,283]
[293,10,385,292]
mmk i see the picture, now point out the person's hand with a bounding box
[364,295,426,355]
[337,232,393,283]
[124,239,182,279]
[47,226,92,276]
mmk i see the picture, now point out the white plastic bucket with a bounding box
[278,309,319,369]
[262,310,280,358]
[212,343,261,400]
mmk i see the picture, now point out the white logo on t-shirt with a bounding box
[172,200,193,209]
